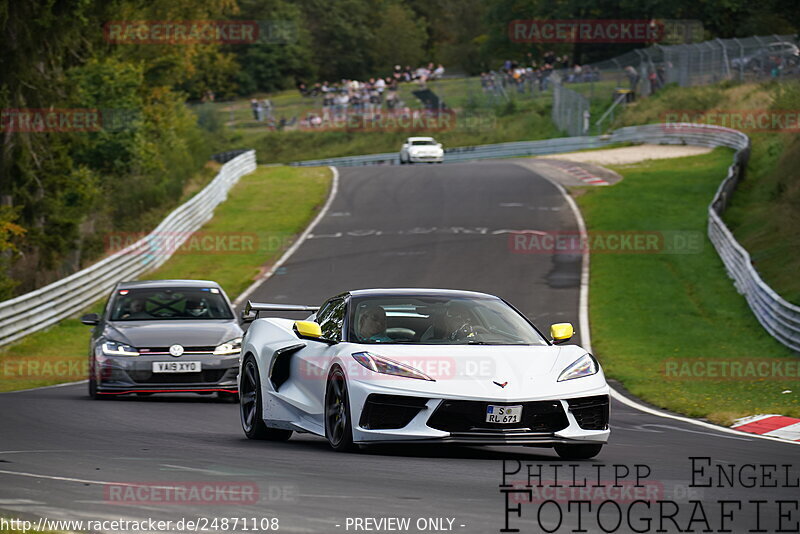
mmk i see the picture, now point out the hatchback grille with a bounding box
[127,369,228,384]
[138,346,217,354]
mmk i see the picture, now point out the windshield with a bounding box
[347,296,547,345]
[109,287,233,321]
[411,140,437,145]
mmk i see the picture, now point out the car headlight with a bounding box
[352,352,434,381]
[557,353,598,382]
[214,337,242,355]
[102,341,139,356]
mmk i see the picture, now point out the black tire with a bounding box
[240,355,292,441]
[324,367,357,452]
[88,364,108,400]
[554,444,603,460]
[218,391,240,403]
[88,375,100,399]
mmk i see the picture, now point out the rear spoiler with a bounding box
[242,300,320,322]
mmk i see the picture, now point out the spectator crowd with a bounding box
[247,62,447,130]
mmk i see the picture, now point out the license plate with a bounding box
[152,361,201,373]
[486,405,522,424]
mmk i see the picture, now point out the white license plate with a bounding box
[486,405,523,424]
[152,361,201,373]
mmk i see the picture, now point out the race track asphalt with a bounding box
[0,161,796,534]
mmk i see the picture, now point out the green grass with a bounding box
[578,149,799,425]
[615,80,800,305]
[0,166,331,393]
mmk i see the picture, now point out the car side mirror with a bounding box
[81,313,100,326]
[293,321,336,344]
[550,322,574,344]
[294,320,322,339]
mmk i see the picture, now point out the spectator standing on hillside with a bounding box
[375,77,386,95]
[625,65,640,93]
[261,98,273,121]
[250,98,263,121]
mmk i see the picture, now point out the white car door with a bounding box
[288,297,347,426]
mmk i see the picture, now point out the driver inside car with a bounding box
[356,305,392,343]
[444,303,480,340]
[120,298,150,320]
[185,298,209,318]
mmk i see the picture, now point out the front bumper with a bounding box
[350,386,610,446]
[408,153,443,163]
[94,353,239,395]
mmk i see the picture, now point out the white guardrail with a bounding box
[0,150,257,348]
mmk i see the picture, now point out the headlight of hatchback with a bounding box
[101,341,139,357]
[214,337,243,355]
[557,353,598,382]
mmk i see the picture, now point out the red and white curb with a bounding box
[542,160,609,185]
[732,415,800,442]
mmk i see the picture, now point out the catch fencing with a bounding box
[551,34,799,136]
[551,78,591,136]
[0,151,257,348]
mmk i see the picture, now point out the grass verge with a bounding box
[0,166,331,393]
[615,80,800,304]
[578,149,799,425]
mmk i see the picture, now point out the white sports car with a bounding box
[399,137,444,164]
[238,289,609,458]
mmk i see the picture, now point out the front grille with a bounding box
[138,346,217,354]
[426,400,569,433]
[127,369,228,384]
[568,395,609,430]
[359,394,429,430]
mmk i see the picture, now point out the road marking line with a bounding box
[233,166,340,307]
[531,166,800,447]
[0,380,88,395]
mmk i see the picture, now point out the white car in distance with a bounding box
[399,137,444,164]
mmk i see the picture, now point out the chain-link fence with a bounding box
[551,76,590,136]
[551,34,800,135]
